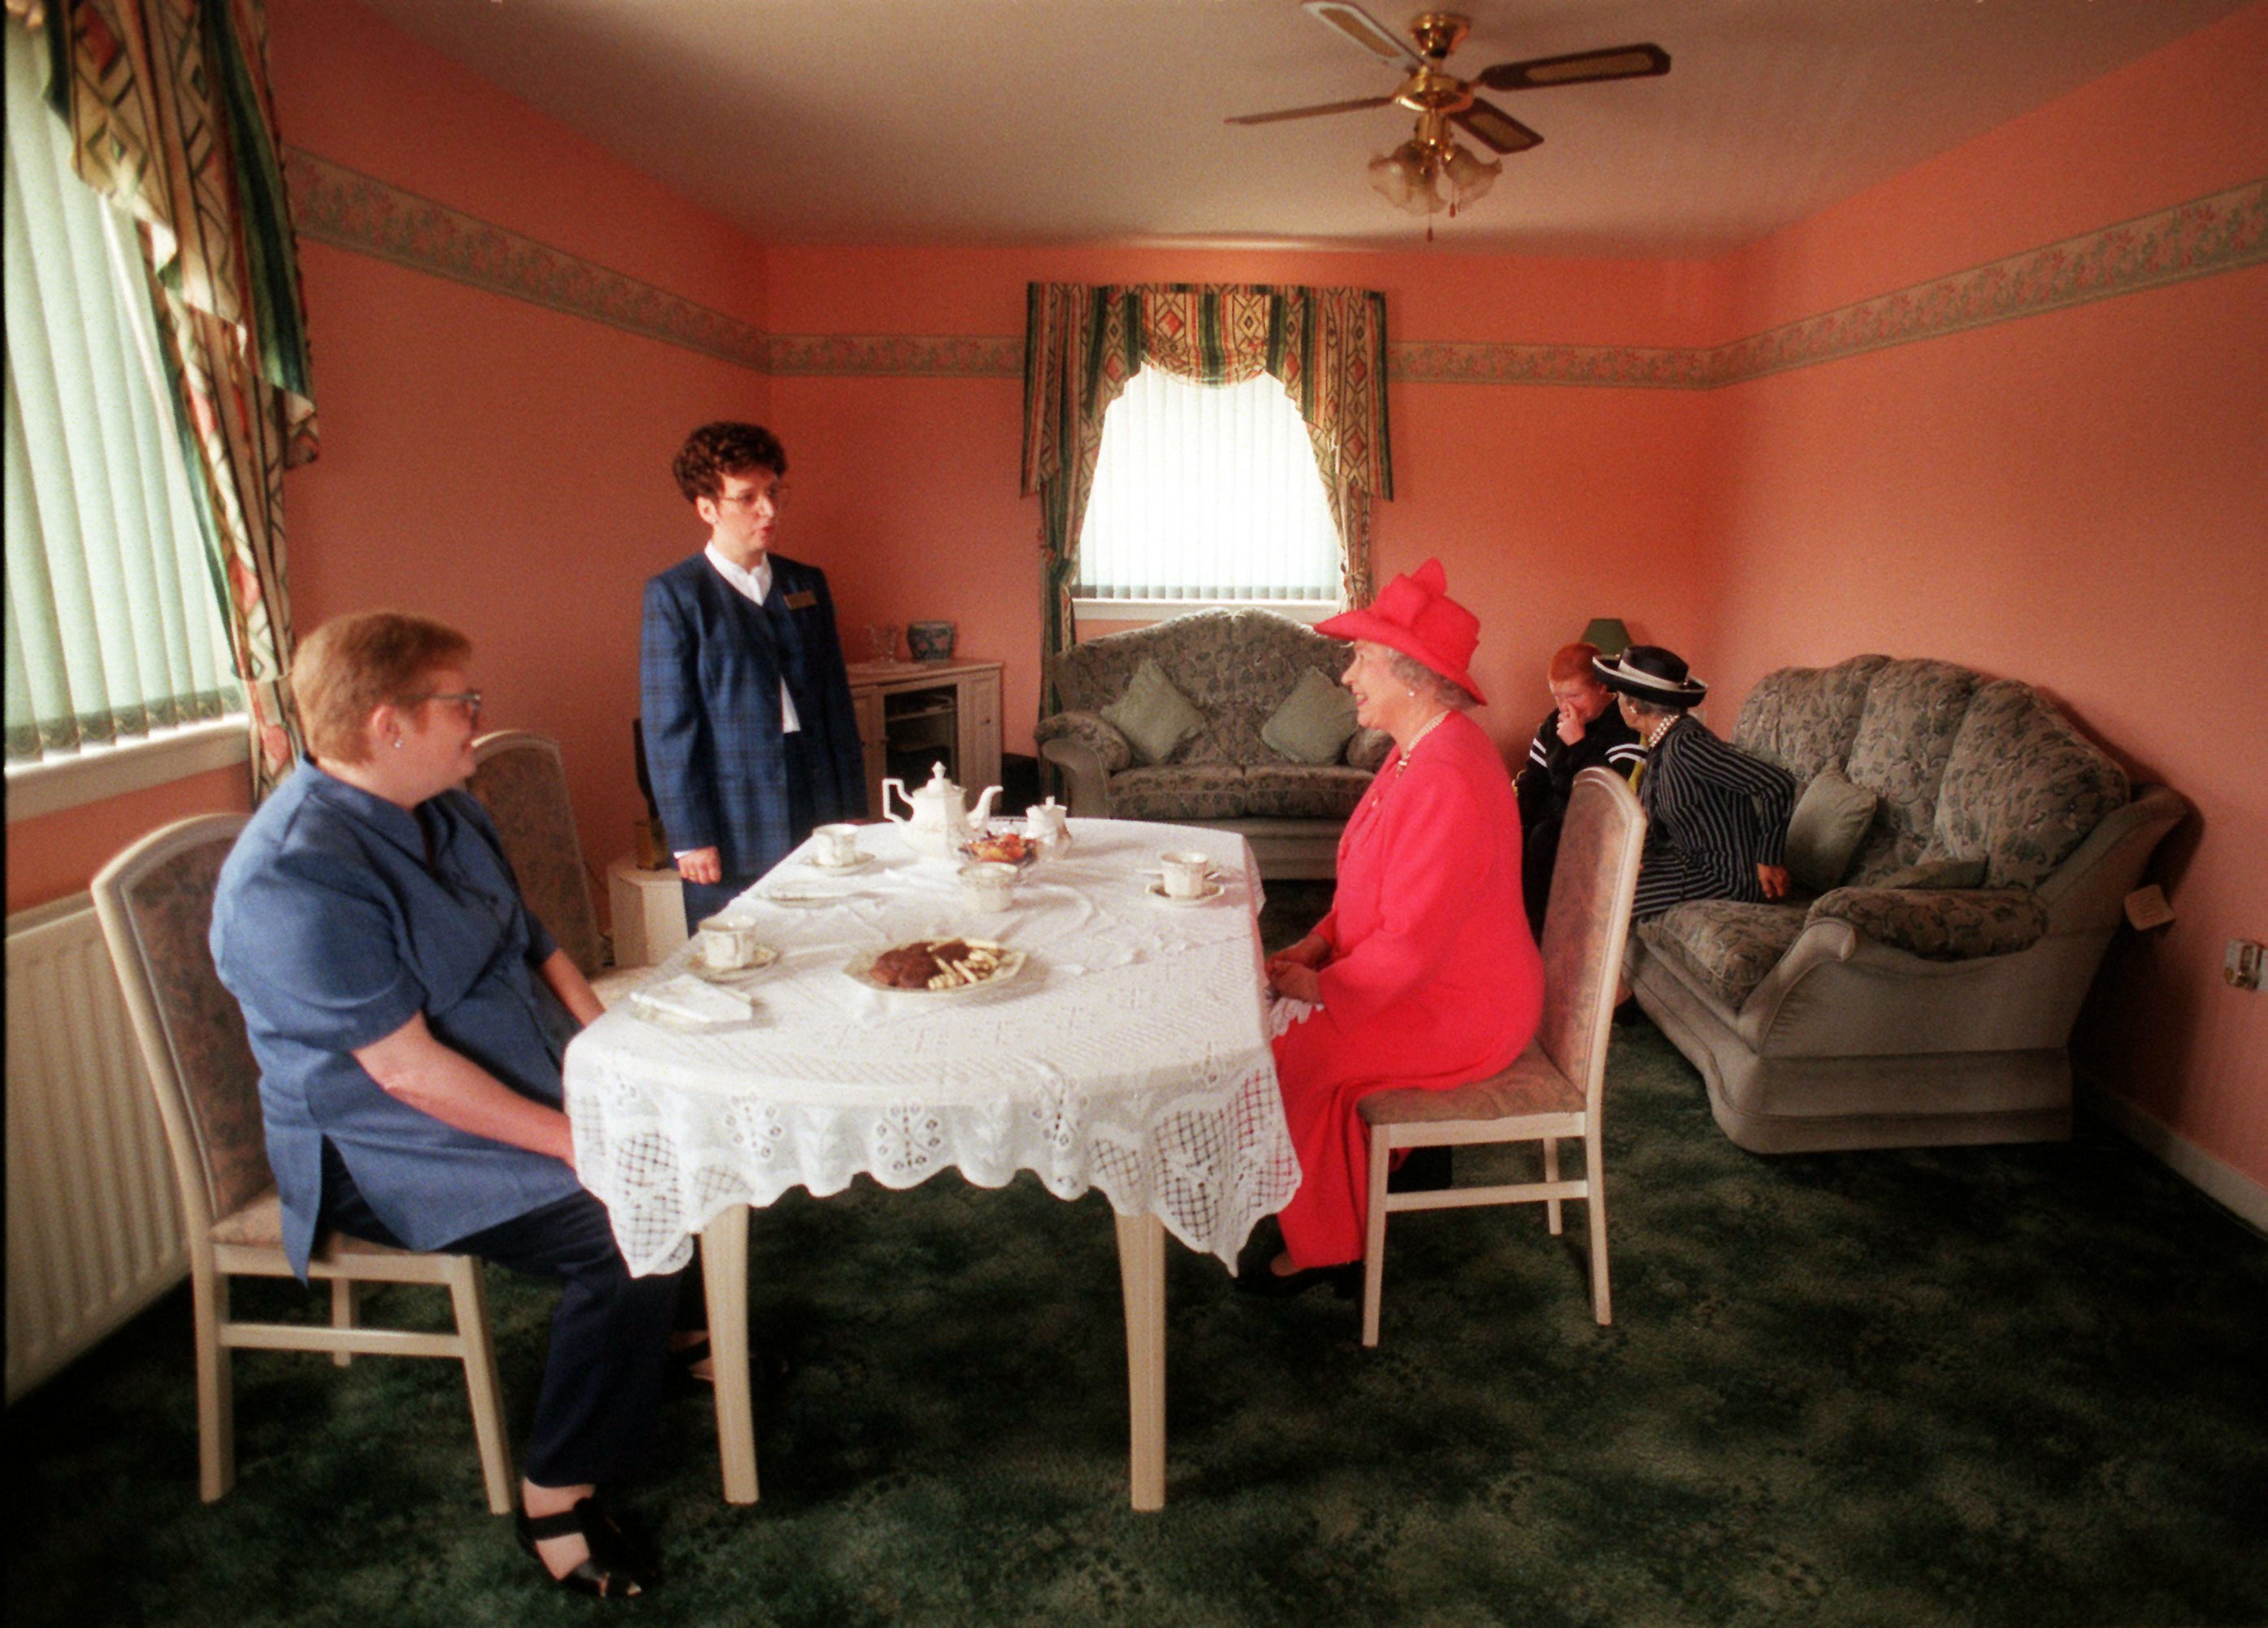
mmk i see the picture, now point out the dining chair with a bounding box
[1357,767,1647,1347]
[468,729,651,1004]
[91,815,516,1512]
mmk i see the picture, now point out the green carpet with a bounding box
[10,991,2266,1623]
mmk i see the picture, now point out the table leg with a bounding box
[1113,1211,1166,1512]
[702,1203,759,1505]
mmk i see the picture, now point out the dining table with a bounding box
[561,815,1302,1510]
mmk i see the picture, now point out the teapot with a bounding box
[1023,795,1071,850]
[880,762,1002,861]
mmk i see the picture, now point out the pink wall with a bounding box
[1705,3,2268,1185]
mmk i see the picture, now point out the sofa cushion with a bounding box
[1107,764,1251,821]
[1784,771,1878,895]
[1051,608,1355,767]
[1808,885,2049,960]
[1032,709,1133,773]
[1734,655,1889,781]
[1102,658,1208,765]
[1237,764,1373,820]
[1926,680,2128,888]
[1874,857,1988,890]
[1261,668,1359,764]
[1841,659,1980,882]
[1638,900,1810,1011]
[1346,727,1394,773]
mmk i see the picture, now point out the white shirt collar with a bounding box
[704,542,771,604]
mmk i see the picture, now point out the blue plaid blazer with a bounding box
[640,551,866,882]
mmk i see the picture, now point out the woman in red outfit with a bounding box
[1254,560,1544,1295]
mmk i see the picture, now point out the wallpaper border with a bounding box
[286,151,2263,391]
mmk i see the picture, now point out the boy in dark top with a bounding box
[1514,642,1645,938]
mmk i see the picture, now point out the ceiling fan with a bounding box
[1228,3,1670,222]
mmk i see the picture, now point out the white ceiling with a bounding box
[352,0,2252,256]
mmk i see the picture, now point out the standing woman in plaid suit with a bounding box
[641,423,867,929]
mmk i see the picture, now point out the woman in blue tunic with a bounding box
[212,611,683,1600]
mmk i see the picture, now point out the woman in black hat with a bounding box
[1594,645,1796,920]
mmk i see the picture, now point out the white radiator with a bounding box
[6,893,186,1402]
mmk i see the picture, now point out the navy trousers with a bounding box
[320,1145,686,1488]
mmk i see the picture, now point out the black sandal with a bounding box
[516,1496,658,1600]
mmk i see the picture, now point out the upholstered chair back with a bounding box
[1734,654,1888,783]
[1929,680,2129,888]
[1533,768,1647,1103]
[1840,659,1982,882]
[91,815,271,1233]
[468,730,605,976]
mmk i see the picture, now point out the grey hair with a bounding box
[1380,646,1478,712]
[1621,693,1688,721]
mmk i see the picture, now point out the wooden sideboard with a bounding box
[846,658,1003,817]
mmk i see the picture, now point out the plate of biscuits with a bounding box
[847,937,1028,996]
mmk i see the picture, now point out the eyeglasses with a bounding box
[404,689,483,720]
[719,483,787,510]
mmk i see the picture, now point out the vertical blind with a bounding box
[1075,367,1341,603]
[3,18,240,768]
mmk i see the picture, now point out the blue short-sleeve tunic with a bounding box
[210,761,585,1277]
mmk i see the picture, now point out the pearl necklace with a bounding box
[1394,709,1452,776]
[1643,714,1678,750]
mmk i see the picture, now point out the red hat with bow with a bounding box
[1315,558,1486,705]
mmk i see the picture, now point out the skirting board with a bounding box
[2081,1077,2268,1237]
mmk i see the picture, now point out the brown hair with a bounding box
[672,421,787,504]
[1549,642,1604,684]
[292,611,473,764]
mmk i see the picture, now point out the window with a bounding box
[4,18,243,797]
[1074,367,1341,618]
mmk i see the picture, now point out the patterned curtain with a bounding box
[33,0,316,794]
[1020,282,1391,718]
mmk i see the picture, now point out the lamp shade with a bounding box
[1580,617,1631,658]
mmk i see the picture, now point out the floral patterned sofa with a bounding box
[1629,656,2187,1152]
[1033,609,1390,878]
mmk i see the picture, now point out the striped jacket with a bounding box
[1631,713,1796,920]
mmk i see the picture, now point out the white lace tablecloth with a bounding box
[565,818,1300,1276]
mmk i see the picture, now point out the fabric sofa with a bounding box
[1034,609,1391,878]
[1628,655,2185,1153]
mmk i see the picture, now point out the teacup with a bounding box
[695,917,767,969]
[1159,851,1214,900]
[814,822,862,867]
[958,861,1018,914]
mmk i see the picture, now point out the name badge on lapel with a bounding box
[782,590,818,611]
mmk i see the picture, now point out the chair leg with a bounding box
[1360,1126,1394,1348]
[444,1259,517,1516]
[330,1279,359,1367]
[1585,1134,1611,1326]
[1543,1136,1563,1236]
[191,1264,234,1503]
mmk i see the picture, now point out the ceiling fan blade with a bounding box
[1301,1,1420,69]
[1477,43,1671,92]
[1225,94,1399,127]
[1453,100,1544,155]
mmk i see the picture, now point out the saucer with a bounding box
[1146,878,1225,907]
[803,851,873,874]
[688,943,779,981]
